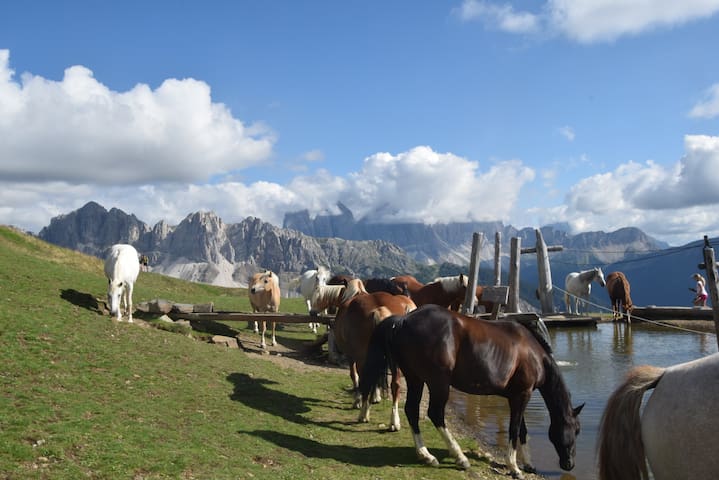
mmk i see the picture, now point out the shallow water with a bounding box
[449,322,718,480]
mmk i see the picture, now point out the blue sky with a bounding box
[1,1,719,246]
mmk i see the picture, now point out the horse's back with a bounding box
[104,244,140,281]
[641,353,719,479]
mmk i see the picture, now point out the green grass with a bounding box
[0,226,508,480]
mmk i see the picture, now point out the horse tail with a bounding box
[359,315,401,399]
[598,365,665,480]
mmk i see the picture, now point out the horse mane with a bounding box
[341,278,368,303]
[524,318,553,355]
[434,274,467,293]
[311,284,346,311]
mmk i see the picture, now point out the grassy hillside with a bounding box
[0,226,512,480]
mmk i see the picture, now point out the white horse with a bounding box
[299,266,330,333]
[598,353,719,480]
[564,267,606,314]
[104,244,141,322]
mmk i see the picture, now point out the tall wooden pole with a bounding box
[508,236,521,313]
[701,236,719,348]
[462,232,484,314]
[494,232,502,286]
[536,229,555,314]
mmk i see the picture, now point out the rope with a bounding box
[552,285,717,337]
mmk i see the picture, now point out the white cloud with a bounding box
[556,134,719,244]
[548,0,719,43]
[455,1,719,44]
[558,125,575,141]
[454,1,540,33]
[689,83,719,118]
[0,49,275,186]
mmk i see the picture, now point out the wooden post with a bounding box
[494,232,502,286]
[536,229,555,314]
[508,236,521,313]
[701,236,719,348]
[462,232,484,314]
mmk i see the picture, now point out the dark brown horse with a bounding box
[359,304,583,476]
[605,271,633,323]
[364,277,409,296]
[334,291,416,431]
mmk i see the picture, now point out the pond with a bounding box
[449,321,718,480]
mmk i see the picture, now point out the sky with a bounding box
[1,1,719,246]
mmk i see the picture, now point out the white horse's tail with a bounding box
[597,365,664,480]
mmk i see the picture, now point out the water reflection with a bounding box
[449,322,718,480]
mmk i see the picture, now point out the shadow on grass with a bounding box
[239,429,422,467]
[60,289,105,314]
[227,372,360,432]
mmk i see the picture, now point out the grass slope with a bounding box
[0,226,511,479]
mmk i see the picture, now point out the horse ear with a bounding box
[573,403,585,416]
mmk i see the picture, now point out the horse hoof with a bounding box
[389,424,399,432]
[456,458,471,470]
[522,464,537,474]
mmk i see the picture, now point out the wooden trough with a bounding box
[631,305,714,321]
[168,310,336,326]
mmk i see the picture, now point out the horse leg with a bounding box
[270,321,276,346]
[389,366,401,432]
[259,320,266,349]
[350,362,361,409]
[518,416,536,473]
[506,394,532,479]
[126,283,134,323]
[426,380,470,469]
[404,378,438,466]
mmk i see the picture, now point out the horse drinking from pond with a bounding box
[248,270,281,349]
[299,266,331,333]
[598,353,719,480]
[359,304,583,477]
[605,271,633,323]
[564,267,606,314]
[104,244,141,323]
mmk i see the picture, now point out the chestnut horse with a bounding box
[605,271,633,323]
[364,277,410,297]
[598,353,719,480]
[334,291,417,431]
[359,304,583,477]
[393,274,471,310]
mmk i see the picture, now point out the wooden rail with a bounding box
[168,311,335,325]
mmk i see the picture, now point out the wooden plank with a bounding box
[167,311,335,325]
[481,286,509,304]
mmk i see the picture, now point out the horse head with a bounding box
[107,279,124,315]
[549,402,584,471]
[595,267,606,287]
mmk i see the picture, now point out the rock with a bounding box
[210,335,238,348]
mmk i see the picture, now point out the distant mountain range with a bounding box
[36,201,712,310]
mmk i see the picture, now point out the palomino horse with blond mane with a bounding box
[598,353,719,480]
[104,244,141,323]
[248,270,281,349]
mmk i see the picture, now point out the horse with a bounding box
[390,275,425,298]
[333,290,417,431]
[451,285,496,313]
[402,274,472,310]
[598,353,719,480]
[298,266,331,333]
[104,244,141,322]
[359,304,583,477]
[605,271,633,323]
[309,280,351,316]
[364,277,410,297]
[564,267,606,314]
[248,270,281,349]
